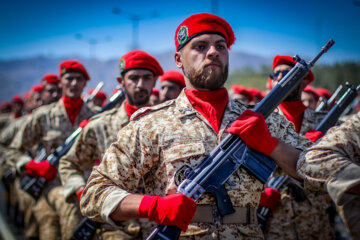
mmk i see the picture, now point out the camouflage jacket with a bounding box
[59,102,129,199]
[297,112,360,205]
[264,107,333,240]
[80,90,309,239]
[6,98,96,171]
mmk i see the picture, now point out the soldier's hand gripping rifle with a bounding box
[20,89,126,200]
[146,39,335,240]
[316,83,360,134]
[315,84,343,112]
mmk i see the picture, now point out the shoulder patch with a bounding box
[130,100,175,121]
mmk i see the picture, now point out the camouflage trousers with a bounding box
[264,190,334,240]
[33,195,61,240]
[15,178,39,238]
[47,186,83,240]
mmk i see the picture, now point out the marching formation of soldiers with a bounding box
[0,13,359,240]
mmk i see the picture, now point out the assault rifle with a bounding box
[316,83,360,134]
[146,39,335,240]
[257,175,290,229]
[71,218,101,240]
[20,89,126,200]
[315,84,343,112]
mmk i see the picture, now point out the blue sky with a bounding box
[1,0,360,63]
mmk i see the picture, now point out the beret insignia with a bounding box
[177,25,188,46]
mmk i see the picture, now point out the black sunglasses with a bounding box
[269,70,290,80]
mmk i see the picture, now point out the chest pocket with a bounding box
[163,141,206,164]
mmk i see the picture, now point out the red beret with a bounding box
[248,87,263,100]
[119,50,163,77]
[230,85,253,102]
[160,70,186,88]
[0,101,11,108]
[24,92,31,100]
[316,88,332,99]
[152,88,160,97]
[272,55,314,84]
[12,95,23,103]
[42,73,60,84]
[175,13,235,51]
[303,85,320,101]
[88,89,107,101]
[59,60,90,81]
[32,84,44,92]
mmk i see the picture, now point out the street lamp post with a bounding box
[75,34,112,59]
[113,8,157,50]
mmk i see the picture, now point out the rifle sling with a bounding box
[192,205,257,225]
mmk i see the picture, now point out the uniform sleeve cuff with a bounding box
[326,163,360,205]
[101,189,130,227]
[63,175,86,200]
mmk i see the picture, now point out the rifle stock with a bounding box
[146,39,335,240]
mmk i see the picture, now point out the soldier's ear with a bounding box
[174,52,183,68]
[116,76,124,88]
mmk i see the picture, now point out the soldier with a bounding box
[40,73,62,105]
[261,55,334,240]
[248,87,264,105]
[149,88,160,106]
[230,84,253,104]
[0,84,47,239]
[302,85,320,111]
[0,95,24,131]
[0,101,12,113]
[6,59,96,240]
[297,112,360,239]
[80,13,311,239]
[59,50,163,239]
[87,88,107,107]
[159,70,185,103]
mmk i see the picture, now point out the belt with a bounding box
[192,205,257,225]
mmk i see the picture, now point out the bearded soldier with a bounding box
[80,13,311,239]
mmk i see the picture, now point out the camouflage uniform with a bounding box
[0,112,11,131]
[297,112,360,239]
[59,102,141,239]
[80,90,310,239]
[264,108,334,240]
[7,99,96,240]
[0,115,40,238]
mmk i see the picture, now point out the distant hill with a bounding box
[0,50,271,102]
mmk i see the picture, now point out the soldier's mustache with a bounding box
[134,89,148,95]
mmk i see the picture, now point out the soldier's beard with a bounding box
[125,88,150,106]
[183,61,228,90]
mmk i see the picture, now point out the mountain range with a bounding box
[0,50,271,102]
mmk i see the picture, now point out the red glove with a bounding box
[304,129,324,142]
[25,159,38,176]
[227,110,279,156]
[79,119,89,129]
[25,160,57,181]
[76,186,85,200]
[138,194,196,232]
[259,188,281,211]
